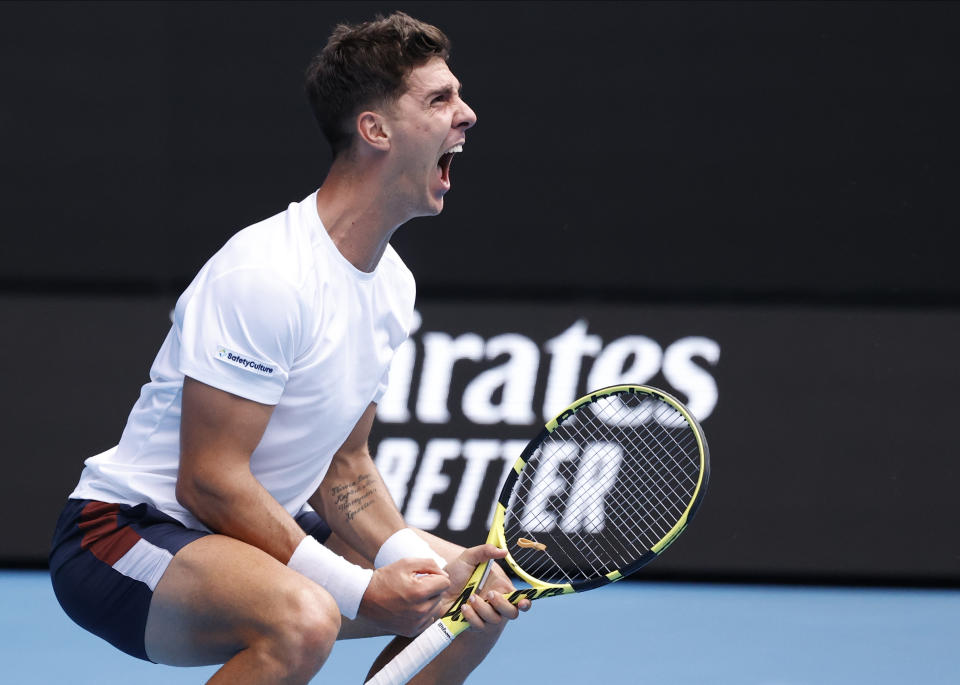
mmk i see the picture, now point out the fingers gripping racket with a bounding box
[365,384,710,685]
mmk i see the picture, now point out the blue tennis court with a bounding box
[5,569,957,683]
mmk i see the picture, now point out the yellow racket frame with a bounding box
[434,384,710,639]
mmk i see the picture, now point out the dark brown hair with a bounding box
[305,12,451,157]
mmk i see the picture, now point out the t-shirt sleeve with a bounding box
[371,277,417,405]
[372,364,391,404]
[177,267,302,405]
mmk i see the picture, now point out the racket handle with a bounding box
[365,619,456,685]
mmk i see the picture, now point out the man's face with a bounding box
[384,57,477,217]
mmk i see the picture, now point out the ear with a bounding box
[355,111,391,152]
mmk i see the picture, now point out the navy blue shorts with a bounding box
[49,498,332,662]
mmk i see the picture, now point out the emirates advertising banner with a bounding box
[368,302,960,582]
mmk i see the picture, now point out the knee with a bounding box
[261,583,341,679]
[286,584,341,668]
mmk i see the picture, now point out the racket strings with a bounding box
[507,452,618,581]
[538,439,660,565]
[552,400,695,542]
[568,406,696,525]
[612,419,699,535]
[507,451,687,579]
[509,460,615,581]
[503,391,702,583]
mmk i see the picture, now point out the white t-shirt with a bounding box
[71,191,416,531]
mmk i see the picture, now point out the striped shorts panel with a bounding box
[49,498,333,662]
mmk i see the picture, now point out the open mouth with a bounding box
[437,144,463,186]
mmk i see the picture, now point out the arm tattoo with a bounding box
[330,472,378,523]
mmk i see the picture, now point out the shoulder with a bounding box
[379,244,416,299]
[175,198,320,336]
[371,244,417,339]
[212,200,315,291]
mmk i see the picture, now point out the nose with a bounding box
[454,96,477,131]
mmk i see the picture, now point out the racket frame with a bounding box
[430,384,709,632]
[499,384,709,593]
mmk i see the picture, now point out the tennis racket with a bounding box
[365,384,710,685]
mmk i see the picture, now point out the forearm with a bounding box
[309,451,405,562]
[179,466,375,619]
[177,466,304,563]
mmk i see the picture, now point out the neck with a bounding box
[314,154,408,273]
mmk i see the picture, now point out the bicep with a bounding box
[178,376,275,489]
[337,402,379,457]
[308,402,379,514]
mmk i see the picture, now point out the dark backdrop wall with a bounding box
[2,1,958,584]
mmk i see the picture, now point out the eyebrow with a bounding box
[425,82,463,101]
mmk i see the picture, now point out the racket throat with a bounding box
[477,559,493,591]
[441,559,496,623]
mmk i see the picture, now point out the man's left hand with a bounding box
[440,544,532,632]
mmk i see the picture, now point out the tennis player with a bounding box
[49,12,529,684]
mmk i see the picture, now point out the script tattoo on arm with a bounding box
[330,472,378,523]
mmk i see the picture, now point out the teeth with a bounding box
[445,144,463,155]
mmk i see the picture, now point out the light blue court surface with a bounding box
[4,570,958,684]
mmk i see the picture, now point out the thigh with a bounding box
[49,499,210,662]
[144,533,333,666]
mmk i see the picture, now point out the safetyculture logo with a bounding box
[215,346,276,376]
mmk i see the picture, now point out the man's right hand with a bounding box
[358,558,451,637]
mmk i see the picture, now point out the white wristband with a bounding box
[374,528,447,569]
[286,536,373,620]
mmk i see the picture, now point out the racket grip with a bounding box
[365,619,455,685]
